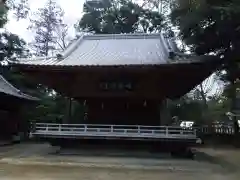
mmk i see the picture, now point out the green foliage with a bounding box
[168,96,203,123]
[0,2,28,71]
[0,1,28,63]
[170,0,240,128]
[170,0,240,84]
[0,32,27,62]
[0,0,29,21]
[207,94,231,121]
[0,2,8,28]
[31,95,67,123]
[6,0,29,20]
[0,1,71,125]
[166,92,231,125]
[77,0,164,34]
[24,95,85,124]
[171,0,238,56]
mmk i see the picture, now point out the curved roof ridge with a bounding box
[83,33,164,40]
[61,33,85,59]
[0,75,21,94]
[0,75,39,101]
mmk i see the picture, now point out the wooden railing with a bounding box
[198,125,236,135]
[32,123,197,140]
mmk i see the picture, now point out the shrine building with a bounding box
[10,33,220,151]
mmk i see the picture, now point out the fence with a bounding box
[198,125,235,135]
[32,123,197,140]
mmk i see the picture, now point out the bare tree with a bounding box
[55,23,69,50]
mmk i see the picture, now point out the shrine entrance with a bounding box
[82,98,160,125]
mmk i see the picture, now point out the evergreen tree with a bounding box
[77,0,165,34]
[1,0,29,20]
[28,0,66,56]
[0,1,28,65]
[170,0,240,134]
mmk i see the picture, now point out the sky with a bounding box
[5,0,147,42]
[5,0,145,43]
[6,0,85,42]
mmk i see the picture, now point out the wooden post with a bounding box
[159,99,171,126]
[68,97,72,123]
[63,97,72,124]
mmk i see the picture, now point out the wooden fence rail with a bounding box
[197,125,236,135]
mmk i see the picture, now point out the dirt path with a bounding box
[198,147,240,167]
[0,163,238,180]
[0,143,240,180]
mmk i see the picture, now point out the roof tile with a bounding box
[12,33,187,67]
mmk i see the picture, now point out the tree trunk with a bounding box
[68,98,72,123]
[199,83,208,108]
[228,56,239,136]
[199,83,208,124]
[230,79,239,135]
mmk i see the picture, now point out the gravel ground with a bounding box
[0,143,239,180]
[1,164,238,180]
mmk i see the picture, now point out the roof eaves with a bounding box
[17,92,40,101]
[8,56,56,65]
[0,75,40,101]
[169,53,220,64]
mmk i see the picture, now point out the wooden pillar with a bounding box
[68,98,72,123]
[159,99,171,126]
[62,97,72,124]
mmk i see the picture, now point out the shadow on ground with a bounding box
[194,151,238,173]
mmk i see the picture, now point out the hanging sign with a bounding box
[99,81,133,91]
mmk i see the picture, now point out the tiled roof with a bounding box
[0,75,39,101]
[11,33,201,67]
